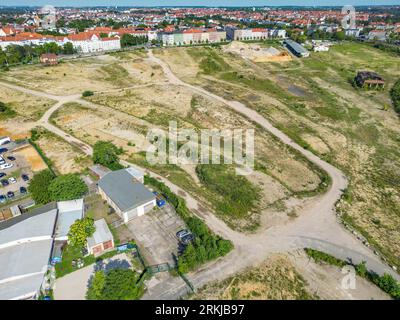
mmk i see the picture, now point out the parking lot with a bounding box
[0,141,45,204]
[126,204,186,266]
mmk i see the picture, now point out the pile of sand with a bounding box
[223,41,292,62]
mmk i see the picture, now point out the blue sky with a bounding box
[0,1,398,7]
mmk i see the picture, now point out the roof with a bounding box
[98,168,155,212]
[90,164,111,179]
[87,219,113,248]
[54,199,84,240]
[0,205,57,300]
[285,39,309,54]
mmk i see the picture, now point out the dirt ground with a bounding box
[0,52,160,95]
[13,144,47,172]
[36,132,92,174]
[223,41,292,63]
[154,43,400,268]
[191,251,390,300]
[0,86,55,121]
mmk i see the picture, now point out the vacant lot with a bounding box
[51,71,324,231]
[0,86,55,121]
[155,43,400,268]
[32,127,92,174]
[0,51,160,95]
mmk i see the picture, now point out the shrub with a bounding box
[390,79,400,114]
[28,169,55,204]
[82,90,94,97]
[68,217,95,247]
[48,174,88,201]
[93,140,124,171]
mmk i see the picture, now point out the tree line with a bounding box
[0,42,75,69]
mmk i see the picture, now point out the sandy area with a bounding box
[13,144,47,172]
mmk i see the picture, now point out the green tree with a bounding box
[87,269,143,300]
[390,79,400,114]
[63,42,75,55]
[28,169,55,204]
[86,271,106,300]
[48,174,88,201]
[92,141,124,171]
[334,31,346,41]
[68,217,95,248]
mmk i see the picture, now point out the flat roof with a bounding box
[55,199,84,239]
[98,168,155,212]
[0,205,57,300]
[87,218,113,248]
[285,39,309,54]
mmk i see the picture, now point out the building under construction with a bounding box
[355,71,385,89]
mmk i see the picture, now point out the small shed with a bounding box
[40,53,58,66]
[86,219,114,257]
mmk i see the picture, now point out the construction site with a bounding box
[223,41,292,62]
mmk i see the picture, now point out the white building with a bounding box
[66,33,121,53]
[98,168,156,223]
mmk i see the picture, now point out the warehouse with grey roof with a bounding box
[98,167,156,223]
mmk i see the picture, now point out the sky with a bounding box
[0,1,398,7]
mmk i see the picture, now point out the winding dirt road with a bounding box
[1,51,398,299]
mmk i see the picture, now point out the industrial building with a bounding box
[98,167,156,223]
[284,39,310,57]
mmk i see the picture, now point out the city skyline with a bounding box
[1,1,399,8]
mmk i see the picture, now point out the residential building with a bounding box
[368,30,387,41]
[86,218,114,256]
[98,168,156,223]
[40,53,58,66]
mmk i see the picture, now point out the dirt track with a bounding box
[1,50,398,299]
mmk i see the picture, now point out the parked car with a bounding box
[0,156,5,165]
[0,148,8,154]
[7,156,16,161]
[0,172,6,178]
[176,229,191,240]
[8,177,17,184]
[21,174,29,181]
[1,179,9,186]
[0,195,6,203]
[0,163,13,170]
[20,187,27,194]
[7,191,14,199]
[181,234,195,245]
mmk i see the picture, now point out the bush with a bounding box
[82,90,94,97]
[144,175,233,274]
[0,101,16,119]
[390,79,400,114]
[68,217,95,247]
[28,169,55,204]
[93,140,124,171]
[48,174,88,201]
[86,269,144,300]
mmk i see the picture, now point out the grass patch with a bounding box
[196,164,260,219]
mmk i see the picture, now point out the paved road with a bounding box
[1,53,398,300]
